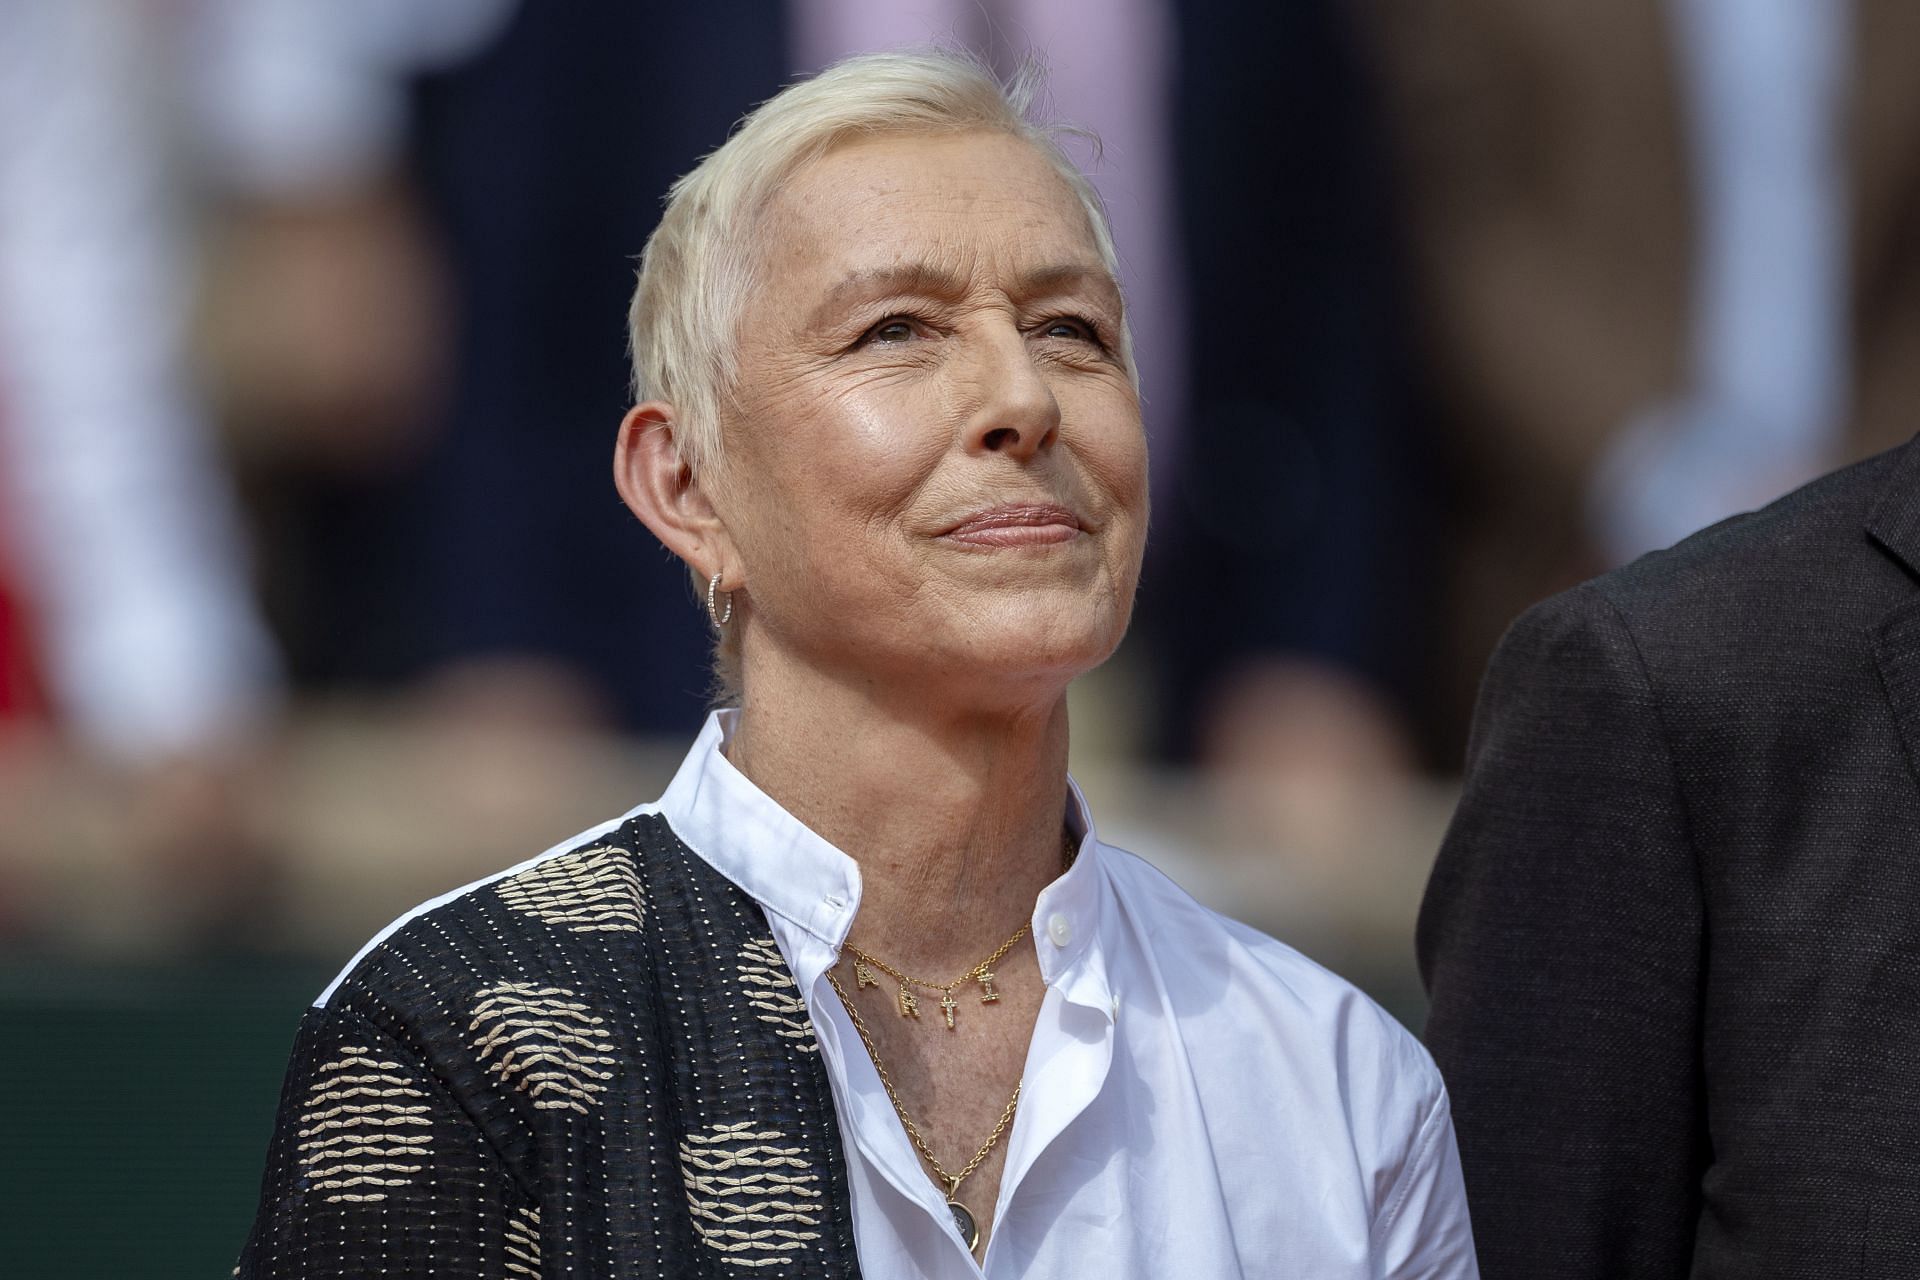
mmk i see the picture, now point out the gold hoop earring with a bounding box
[706,571,734,628]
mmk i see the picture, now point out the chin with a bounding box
[956,606,1126,685]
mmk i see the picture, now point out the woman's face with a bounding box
[713,130,1149,707]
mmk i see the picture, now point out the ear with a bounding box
[613,402,738,585]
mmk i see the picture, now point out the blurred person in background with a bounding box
[213,0,782,741]
[1361,0,1920,744]
[1145,0,1435,847]
[0,1,286,943]
[237,51,1476,1277]
[1396,0,1920,1274]
[0,0,598,943]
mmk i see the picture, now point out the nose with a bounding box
[958,324,1061,460]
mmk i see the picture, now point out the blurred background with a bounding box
[4,0,1914,1273]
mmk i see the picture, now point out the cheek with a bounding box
[794,384,952,527]
[1073,403,1151,600]
[1070,392,1150,523]
[724,399,944,592]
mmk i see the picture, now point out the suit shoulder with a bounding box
[1479,442,1920,777]
[1588,444,1910,628]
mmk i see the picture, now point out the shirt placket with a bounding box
[805,968,991,1273]
[979,964,1116,1274]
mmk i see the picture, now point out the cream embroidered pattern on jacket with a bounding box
[469,981,618,1114]
[679,1121,825,1268]
[495,843,645,933]
[736,935,818,1053]
[294,1045,433,1203]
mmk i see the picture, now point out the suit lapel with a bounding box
[1866,438,1920,782]
[1866,434,1920,576]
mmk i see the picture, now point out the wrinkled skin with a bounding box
[710,129,1150,714]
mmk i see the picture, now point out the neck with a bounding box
[726,668,1073,975]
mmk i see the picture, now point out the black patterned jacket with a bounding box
[236,814,864,1278]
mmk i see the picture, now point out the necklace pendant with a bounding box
[854,958,877,989]
[947,1197,980,1251]
[939,991,959,1030]
[977,969,999,1003]
[898,983,919,1019]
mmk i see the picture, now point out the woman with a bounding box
[237,51,1477,1278]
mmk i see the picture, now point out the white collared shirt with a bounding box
[655,712,1478,1278]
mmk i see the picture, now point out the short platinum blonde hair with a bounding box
[626,48,1133,478]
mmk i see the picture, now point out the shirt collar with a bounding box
[657,709,863,949]
[1032,775,1106,1002]
[658,709,1112,1004]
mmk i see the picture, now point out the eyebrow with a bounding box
[809,262,967,328]
[808,260,1122,329]
[1017,263,1124,309]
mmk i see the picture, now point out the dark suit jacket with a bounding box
[1421,436,1920,1277]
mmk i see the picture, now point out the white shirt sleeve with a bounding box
[1375,1088,1482,1278]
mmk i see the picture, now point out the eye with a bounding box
[1035,315,1107,349]
[861,316,919,345]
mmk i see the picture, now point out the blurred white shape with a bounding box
[0,0,282,763]
[188,0,519,196]
[1594,0,1853,562]
[0,0,519,762]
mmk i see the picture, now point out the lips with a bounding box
[938,503,1085,547]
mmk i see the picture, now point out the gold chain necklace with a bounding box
[841,922,1029,1030]
[825,968,1019,1253]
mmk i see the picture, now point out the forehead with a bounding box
[754,130,1107,288]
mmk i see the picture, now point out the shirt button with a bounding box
[1047,913,1073,947]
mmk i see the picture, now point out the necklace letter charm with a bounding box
[977,969,999,1003]
[940,991,959,1030]
[855,958,877,989]
[898,983,919,1019]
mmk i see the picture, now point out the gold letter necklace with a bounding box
[841,921,1031,1031]
[837,828,1077,1031]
